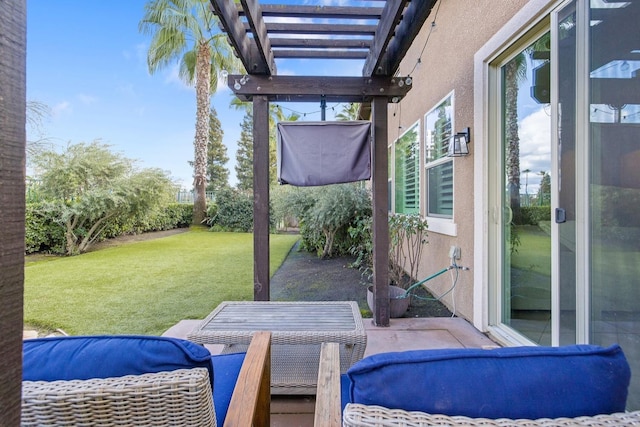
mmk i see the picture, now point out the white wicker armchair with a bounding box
[22,331,271,427]
[315,343,640,427]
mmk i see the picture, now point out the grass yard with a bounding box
[24,229,299,336]
[510,225,551,276]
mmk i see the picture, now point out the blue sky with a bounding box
[26,0,363,188]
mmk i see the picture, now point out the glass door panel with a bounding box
[557,1,577,346]
[501,32,553,345]
[588,0,640,410]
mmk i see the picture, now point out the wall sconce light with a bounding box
[448,127,471,157]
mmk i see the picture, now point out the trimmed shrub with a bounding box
[282,184,372,258]
[25,202,65,254]
[206,188,273,232]
[520,206,551,225]
[26,202,193,255]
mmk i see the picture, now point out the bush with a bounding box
[101,204,192,238]
[519,206,551,225]
[282,184,372,258]
[26,202,193,255]
[25,202,65,254]
[206,188,274,232]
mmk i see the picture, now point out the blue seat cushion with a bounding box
[23,335,245,426]
[23,335,214,382]
[346,344,630,419]
[211,352,245,426]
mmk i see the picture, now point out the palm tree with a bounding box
[504,33,550,223]
[139,0,238,225]
[335,103,361,121]
[504,54,526,223]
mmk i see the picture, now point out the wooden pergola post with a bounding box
[253,95,270,301]
[371,96,390,326]
[0,0,27,422]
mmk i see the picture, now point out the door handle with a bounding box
[555,208,566,223]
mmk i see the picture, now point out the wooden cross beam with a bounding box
[227,75,413,103]
[210,0,276,75]
[364,0,439,76]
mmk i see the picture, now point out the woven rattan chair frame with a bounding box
[314,343,640,427]
[343,404,640,427]
[22,368,215,427]
[21,331,272,427]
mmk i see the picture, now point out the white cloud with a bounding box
[519,107,552,185]
[118,83,136,97]
[77,93,98,105]
[163,64,193,91]
[52,101,72,117]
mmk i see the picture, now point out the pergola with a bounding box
[210,0,437,327]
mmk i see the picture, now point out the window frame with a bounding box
[423,91,457,236]
[393,120,421,215]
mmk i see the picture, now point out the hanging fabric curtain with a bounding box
[277,121,371,186]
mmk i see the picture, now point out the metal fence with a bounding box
[176,190,216,204]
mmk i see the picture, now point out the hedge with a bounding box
[25,203,193,255]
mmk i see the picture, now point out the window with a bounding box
[424,94,454,218]
[394,122,420,214]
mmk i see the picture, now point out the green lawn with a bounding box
[511,225,551,276]
[24,229,299,335]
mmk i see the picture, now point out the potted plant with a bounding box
[351,213,428,317]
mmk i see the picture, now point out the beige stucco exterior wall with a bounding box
[388,0,527,322]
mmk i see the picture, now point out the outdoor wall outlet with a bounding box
[449,246,461,260]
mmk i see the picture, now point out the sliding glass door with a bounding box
[488,0,640,410]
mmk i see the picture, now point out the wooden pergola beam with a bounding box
[367,0,438,76]
[269,38,372,49]
[362,0,408,77]
[210,0,273,74]
[228,75,411,102]
[240,0,276,75]
[242,4,383,20]
[245,22,377,36]
[273,50,368,60]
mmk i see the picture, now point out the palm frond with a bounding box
[179,49,197,85]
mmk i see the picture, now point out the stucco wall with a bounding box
[388,0,527,321]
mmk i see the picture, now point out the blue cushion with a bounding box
[346,344,630,419]
[22,336,245,425]
[340,374,352,411]
[23,335,214,383]
[211,352,245,426]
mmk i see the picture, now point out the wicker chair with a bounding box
[22,331,271,427]
[315,342,640,427]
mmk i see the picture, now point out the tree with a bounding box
[504,34,550,223]
[139,0,238,225]
[232,101,299,191]
[32,141,176,255]
[235,111,254,191]
[26,100,53,156]
[537,171,551,205]
[335,103,361,121]
[206,107,229,191]
[189,107,229,191]
[504,55,526,223]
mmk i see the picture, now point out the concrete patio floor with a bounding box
[164,315,498,426]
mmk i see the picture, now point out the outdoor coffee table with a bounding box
[187,301,367,394]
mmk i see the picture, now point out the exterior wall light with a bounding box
[448,127,471,157]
